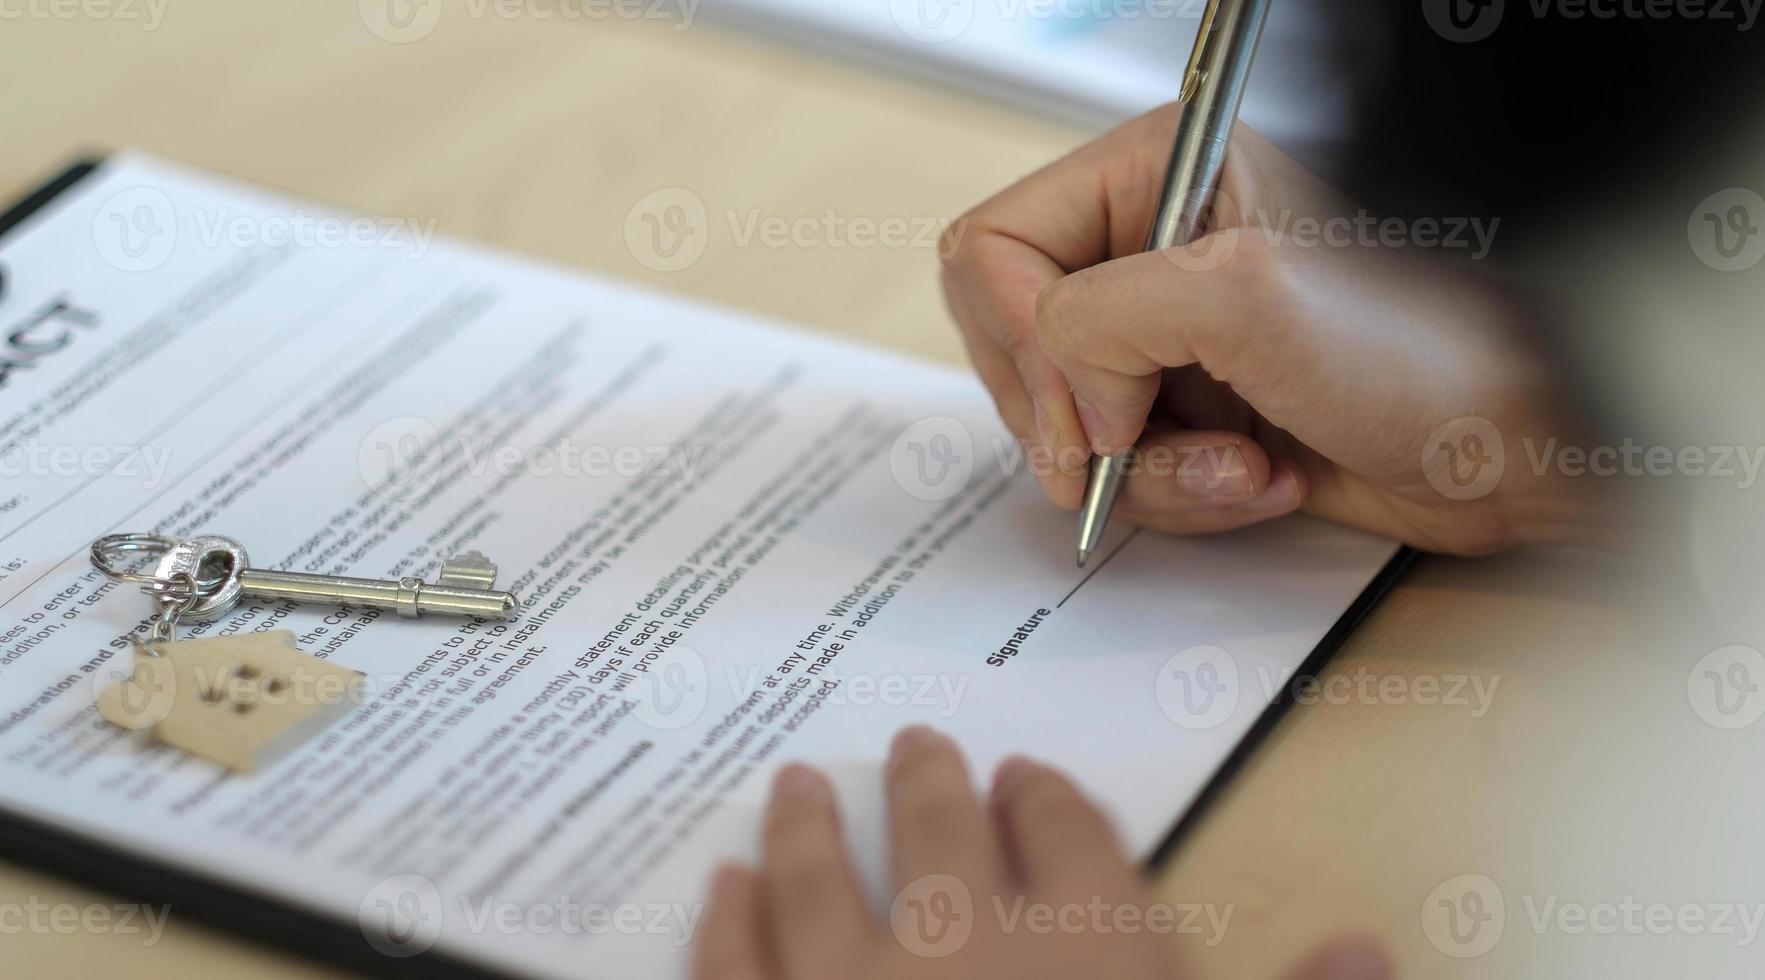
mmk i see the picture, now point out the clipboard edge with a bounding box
[0,158,105,243]
[1144,545,1420,870]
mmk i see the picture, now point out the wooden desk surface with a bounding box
[0,4,1736,978]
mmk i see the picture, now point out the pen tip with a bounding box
[1076,551,1090,569]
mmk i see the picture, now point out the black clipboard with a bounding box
[0,157,1418,979]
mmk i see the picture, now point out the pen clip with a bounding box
[1180,0,1224,102]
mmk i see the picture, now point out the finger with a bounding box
[1281,936,1391,980]
[944,232,1091,509]
[761,764,871,978]
[694,864,772,980]
[949,114,1321,284]
[1126,429,1272,506]
[949,115,1330,463]
[1035,232,1282,454]
[940,105,1190,509]
[990,755,1137,900]
[1117,459,1307,537]
[943,267,1035,441]
[887,726,1003,896]
[948,102,1183,272]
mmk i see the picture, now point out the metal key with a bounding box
[93,533,519,622]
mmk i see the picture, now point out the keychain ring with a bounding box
[145,571,200,609]
[92,533,250,620]
[140,572,200,651]
[152,535,250,620]
[91,534,179,585]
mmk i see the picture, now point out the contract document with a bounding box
[0,154,1400,978]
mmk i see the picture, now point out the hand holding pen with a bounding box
[939,107,1600,558]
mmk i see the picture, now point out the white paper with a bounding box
[0,154,1397,978]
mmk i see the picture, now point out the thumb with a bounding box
[1033,229,1278,454]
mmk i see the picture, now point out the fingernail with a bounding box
[1237,464,1304,513]
[992,755,1036,797]
[1074,396,1109,453]
[1055,439,1090,479]
[774,763,831,802]
[891,724,940,759]
[1179,443,1253,498]
[710,863,748,898]
[1320,943,1390,980]
[1028,434,1061,500]
[1033,401,1055,459]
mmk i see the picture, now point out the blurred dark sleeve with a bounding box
[1342,2,1765,252]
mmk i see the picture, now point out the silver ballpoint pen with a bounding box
[1075,0,1273,567]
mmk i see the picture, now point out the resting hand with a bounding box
[695,728,1388,980]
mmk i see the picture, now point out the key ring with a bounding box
[140,571,200,651]
[94,533,249,647]
[93,533,249,619]
[91,533,179,586]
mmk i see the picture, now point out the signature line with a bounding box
[1056,526,1143,610]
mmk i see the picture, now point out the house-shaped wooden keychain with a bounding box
[97,630,365,773]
